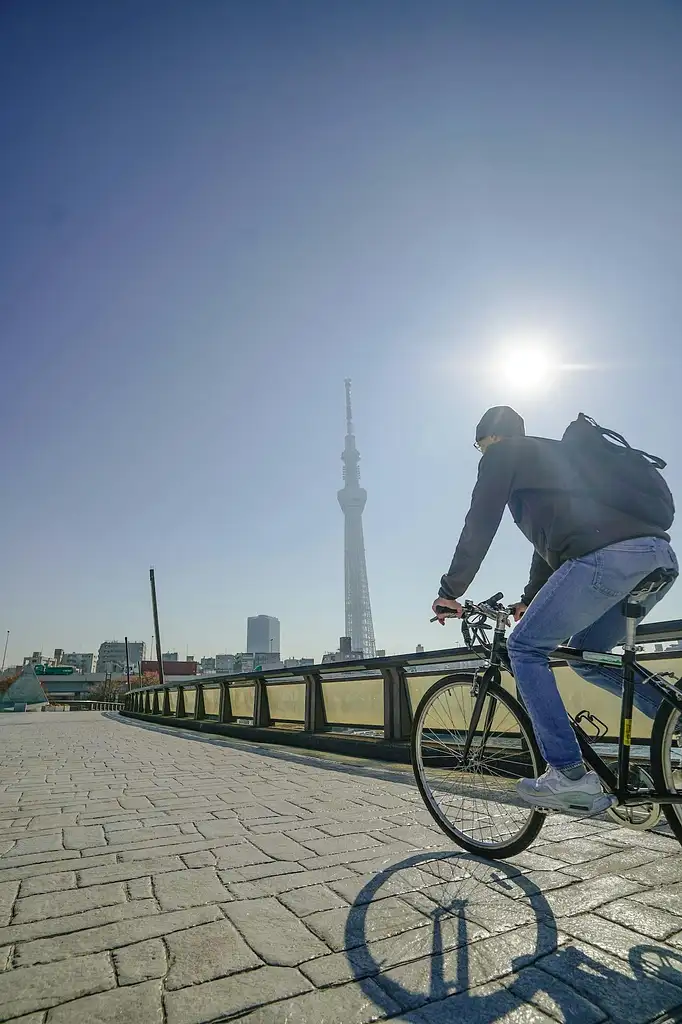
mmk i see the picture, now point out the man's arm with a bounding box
[521,551,553,605]
[438,442,516,600]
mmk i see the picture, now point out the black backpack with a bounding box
[561,413,675,531]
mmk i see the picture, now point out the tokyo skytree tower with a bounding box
[337,379,376,657]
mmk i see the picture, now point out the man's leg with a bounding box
[568,580,676,720]
[507,553,620,771]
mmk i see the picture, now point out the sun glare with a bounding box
[496,345,557,394]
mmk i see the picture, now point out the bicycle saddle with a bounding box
[630,566,678,601]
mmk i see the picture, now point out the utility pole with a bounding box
[124,637,131,690]
[1,630,9,672]
[149,569,165,688]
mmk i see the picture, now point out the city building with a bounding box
[96,641,145,674]
[62,653,96,674]
[337,380,376,657]
[246,616,280,656]
[162,652,179,662]
[141,660,197,678]
[321,637,364,664]
[200,657,216,674]
[283,658,315,669]
[416,644,424,654]
[375,649,386,658]
[215,654,235,674]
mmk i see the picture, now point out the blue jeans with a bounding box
[506,537,679,770]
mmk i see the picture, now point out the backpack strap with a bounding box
[584,414,667,470]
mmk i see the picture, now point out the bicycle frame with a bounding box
[465,611,682,808]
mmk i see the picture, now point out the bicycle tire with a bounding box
[411,673,547,859]
[649,678,682,846]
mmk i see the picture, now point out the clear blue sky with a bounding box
[2,0,681,665]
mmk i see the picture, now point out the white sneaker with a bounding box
[517,767,616,816]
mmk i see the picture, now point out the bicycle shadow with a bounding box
[344,852,682,1022]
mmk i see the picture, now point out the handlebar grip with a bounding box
[483,592,504,606]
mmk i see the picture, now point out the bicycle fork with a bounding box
[462,666,499,763]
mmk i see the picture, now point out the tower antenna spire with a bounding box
[337,379,376,658]
[344,378,354,436]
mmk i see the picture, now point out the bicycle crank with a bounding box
[605,760,661,831]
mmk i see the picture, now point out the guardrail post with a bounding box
[220,683,233,723]
[381,666,412,741]
[162,687,170,716]
[176,688,185,718]
[152,691,160,715]
[304,672,326,733]
[253,678,271,727]
[195,684,204,721]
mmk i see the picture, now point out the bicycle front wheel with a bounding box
[411,673,546,858]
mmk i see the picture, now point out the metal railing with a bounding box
[48,699,124,711]
[120,618,682,761]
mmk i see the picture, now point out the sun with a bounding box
[496,345,557,394]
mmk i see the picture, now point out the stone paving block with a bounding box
[0,943,11,970]
[376,824,452,849]
[19,872,76,898]
[77,855,184,886]
[507,850,570,872]
[561,846,659,881]
[301,911,491,988]
[536,939,682,1024]
[63,826,106,850]
[126,876,153,900]
[165,918,261,990]
[223,861,304,884]
[238,976,402,1023]
[119,836,244,861]
[194,818,246,839]
[228,865,359,899]
[5,833,63,858]
[279,882,349,917]
[181,851,216,868]
[224,896,330,965]
[329,867,437,906]
[213,841,273,870]
[534,837,624,865]
[630,885,682,918]
[106,824,182,846]
[103,818,142,832]
[625,856,682,886]
[529,873,642,918]
[284,827,328,842]
[506,965,608,1023]
[113,938,167,985]
[118,796,155,809]
[15,904,222,966]
[597,896,682,941]
[374,922,562,1012]
[152,867,233,911]
[0,951,115,1018]
[413,979,555,1023]
[248,833,315,860]
[48,979,164,1023]
[13,882,126,925]
[0,851,114,881]
[0,880,19,926]
[563,912,682,966]
[164,965,313,1024]
[302,833,384,857]
[26,814,79,831]
[305,895,430,952]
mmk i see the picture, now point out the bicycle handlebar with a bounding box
[431,592,508,623]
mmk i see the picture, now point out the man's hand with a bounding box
[432,597,463,625]
[511,603,528,623]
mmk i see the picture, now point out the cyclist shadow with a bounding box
[345,851,682,1022]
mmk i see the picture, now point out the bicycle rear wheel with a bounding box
[411,673,546,858]
[649,680,682,846]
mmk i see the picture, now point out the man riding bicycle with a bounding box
[432,406,678,815]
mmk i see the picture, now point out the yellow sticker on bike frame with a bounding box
[623,719,632,746]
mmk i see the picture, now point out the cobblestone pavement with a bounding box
[2,714,682,1023]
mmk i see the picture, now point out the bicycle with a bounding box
[411,566,682,859]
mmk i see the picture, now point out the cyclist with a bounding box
[432,405,678,814]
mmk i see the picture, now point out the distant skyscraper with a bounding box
[246,616,280,656]
[96,641,145,673]
[337,379,376,657]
